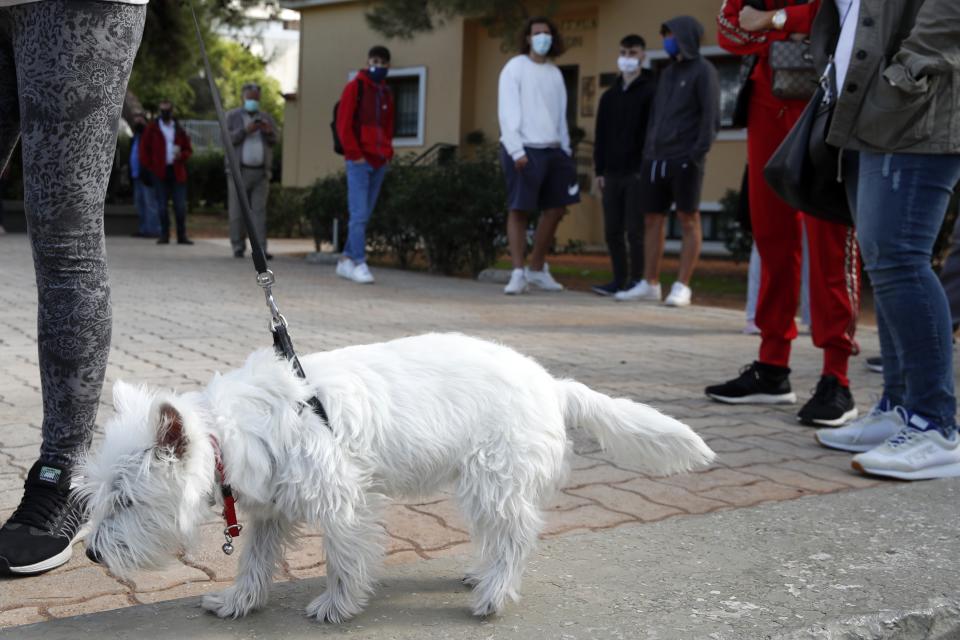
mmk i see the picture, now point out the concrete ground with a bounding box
[0,234,952,637]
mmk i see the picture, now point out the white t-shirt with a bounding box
[159,119,177,166]
[497,55,571,160]
[0,0,147,5]
[833,0,861,94]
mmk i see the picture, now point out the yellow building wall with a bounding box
[284,4,464,187]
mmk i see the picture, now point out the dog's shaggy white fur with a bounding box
[81,333,714,622]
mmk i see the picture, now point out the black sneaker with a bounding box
[177,237,194,245]
[233,249,244,258]
[591,281,621,296]
[156,237,170,245]
[866,356,883,373]
[0,461,87,576]
[797,375,859,427]
[705,362,797,405]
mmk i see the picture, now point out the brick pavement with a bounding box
[0,235,895,629]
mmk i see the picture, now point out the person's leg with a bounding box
[675,210,702,285]
[248,168,269,254]
[602,174,628,288]
[343,160,372,263]
[937,208,960,330]
[155,173,170,241]
[802,214,859,387]
[643,213,667,284]
[746,243,761,324]
[528,208,564,271]
[625,174,645,285]
[134,178,149,235]
[228,172,247,254]
[800,225,812,327]
[854,152,960,430]
[171,171,188,242]
[506,210,528,269]
[0,13,18,173]
[14,0,144,468]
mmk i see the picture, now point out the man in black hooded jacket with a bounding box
[616,16,720,308]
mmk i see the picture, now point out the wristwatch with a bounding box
[771,9,787,30]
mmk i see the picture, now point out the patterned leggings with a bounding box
[0,2,145,467]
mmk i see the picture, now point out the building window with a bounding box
[347,66,427,147]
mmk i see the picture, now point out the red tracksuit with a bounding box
[718,0,860,386]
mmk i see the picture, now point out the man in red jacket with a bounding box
[139,99,194,245]
[335,45,395,284]
[705,0,861,428]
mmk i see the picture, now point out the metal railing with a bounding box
[181,119,224,151]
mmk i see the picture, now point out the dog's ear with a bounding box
[112,380,141,414]
[156,402,188,459]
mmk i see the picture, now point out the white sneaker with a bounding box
[851,410,960,480]
[350,261,375,284]
[524,263,563,291]
[504,268,527,295]
[815,398,904,453]
[664,281,692,307]
[335,258,355,280]
[614,279,661,302]
[742,321,761,335]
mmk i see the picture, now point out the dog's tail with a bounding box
[558,380,715,476]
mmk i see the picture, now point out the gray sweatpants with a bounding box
[228,167,269,255]
[0,1,145,467]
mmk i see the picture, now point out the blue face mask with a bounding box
[663,36,680,58]
[531,33,553,56]
[244,99,259,113]
[368,66,388,83]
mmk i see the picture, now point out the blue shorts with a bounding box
[500,145,581,212]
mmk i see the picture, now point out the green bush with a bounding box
[266,185,311,239]
[305,148,508,275]
[187,149,228,211]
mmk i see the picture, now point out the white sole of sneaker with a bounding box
[802,407,859,427]
[707,392,797,405]
[664,300,691,307]
[851,460,960,480]
[504,287,528,295]
[6,525,87,575]
[814,432,876,453]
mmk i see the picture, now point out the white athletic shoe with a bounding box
[664,281,692,307]
[335,258,355,280]
[614,279,661,302]
[504,268,528,295]
[524,264,564,291]
[815,398,904,453]
[350,262,375,284]
[852,410,960,480]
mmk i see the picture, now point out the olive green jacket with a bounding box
[811,0,960,154]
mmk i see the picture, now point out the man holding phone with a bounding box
[226,82,279,259]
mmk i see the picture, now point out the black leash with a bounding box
[188,2,329,426]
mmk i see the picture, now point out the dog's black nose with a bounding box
[86,545,102,564]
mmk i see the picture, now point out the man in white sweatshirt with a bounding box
[498,16,580,295]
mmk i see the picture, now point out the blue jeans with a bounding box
[154,166,187,241]
[852,151,960,430]
[133,177,160,236]
[343,160,387,263]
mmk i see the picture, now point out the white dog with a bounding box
[80,333,714,622]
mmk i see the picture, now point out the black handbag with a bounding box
[732,55,758,128]
[763,83,852,226]
[769,40,818,101]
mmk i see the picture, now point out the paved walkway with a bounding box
[0,235,895,629]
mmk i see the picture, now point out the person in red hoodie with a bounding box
[139,99,194,245]
[335,46,395,284]
[706,0,861,428]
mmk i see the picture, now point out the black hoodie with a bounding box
[643,16,720,163]
[593,69,656,177]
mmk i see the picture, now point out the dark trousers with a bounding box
[155,165,187,241]
[601,173,644,287]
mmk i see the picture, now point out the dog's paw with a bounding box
[462,573,480,587]
[201,586,262,619]
[305,590,359,624]
[471,599,502,618]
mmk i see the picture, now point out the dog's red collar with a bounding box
[209,435,242,555]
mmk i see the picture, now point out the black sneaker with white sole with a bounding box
[797,375,858,427]
[0,461,87,576]
[705,362,797,404]
[866,356,883,373]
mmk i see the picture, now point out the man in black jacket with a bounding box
[617,16,720,307]
[592,34,656,296]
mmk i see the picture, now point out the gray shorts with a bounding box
[500,145,581,212]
